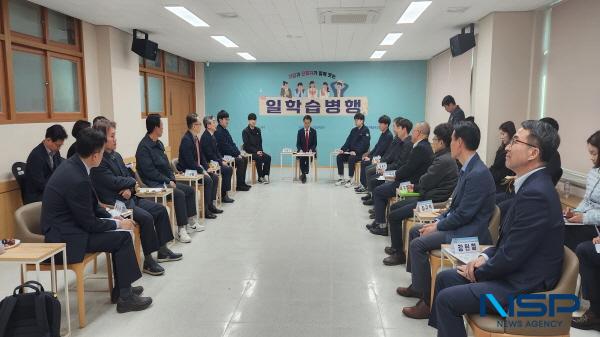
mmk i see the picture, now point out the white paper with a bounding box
[416,200,435,213]
[184,169,197,177]
[595,244,600,254]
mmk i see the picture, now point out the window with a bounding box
[0,0,85,123]
[147,75,163,113]
[165,52,178,73]
[139,74,146,112]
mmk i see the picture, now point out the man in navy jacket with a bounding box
[200,116,234,203]
[335,112,370,187]
[357,115,392,192]
[214,110,251,191]
[429,120,563,337]
[296,115,318,183]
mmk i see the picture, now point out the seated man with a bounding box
[398,121,495,319]
[572,236,600,332]
[367,122,433,232]
[215,110,251,191]
[429,120,564,337]
[178,113,222,219]
[24,125,68,204]
[539,117,562,185]
[136,114,202,244]
[296,115,317,184]
[242,113,271,184]
[363,118,413,205]
[91,120,182,276]
[335,112,370,187]
[67,119,91,158]
[376,123,458,265]
[42,128,152,313]
[356,115,393,193]
[201,115,235,203]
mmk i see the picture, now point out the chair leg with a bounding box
[74,264,86,328]
[93,256,98,274]
[430,255,441,308]
[252,161,256,184]
[133,228,142,271]
[105,253,114,294]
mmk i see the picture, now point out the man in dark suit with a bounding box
[429,120,564,337]
[363,118,413,204]
[368,122,433,232]
[335,112,370,187]
[214,110,252,191]
[42,128,152,313]
[136,114,201,244]
[442,95,465,127]
[201,115,234,203]
[296,115,317,184]
[356,115,393,193]
[398,121,495,319]
[177,113,222,219]
[242,113,271,184]
[90,120,182,276]
[572,236,600,331]
[24,125,68,204]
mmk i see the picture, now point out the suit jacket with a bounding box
[341,126,370,156]
[24,142,64,205]
[296,127,317,152]
[448,106,465,126]
[546,151,562,186]
[475,168,564,296]
[242,126,264,154]
[66,142,78,159]
[90,151,138,207]
[436,153,496,243]
[417,148,458,202]
[369,129,393,158]
[135,135,175,188]
[387,136,413,171]
[394,139,433,184]
[200,130,224,163]
[215,125,241,157]
[177,131,207,173]
[489,145,514,188]
[41,156,115,264]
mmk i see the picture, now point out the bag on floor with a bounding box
[0,280,61,337]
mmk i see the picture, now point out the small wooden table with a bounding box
[136,188,176,236]
[292,152,317,182]
[0,243,71,336]
[175,174,204,219]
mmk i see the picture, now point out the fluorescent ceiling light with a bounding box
[397,1,432,24]
[211,36,239,48]
[380,33,403,46]
[370,50,386,59]
[164,6,209,27]
[237,52,256,61]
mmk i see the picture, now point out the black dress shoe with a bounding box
[369,213,375,219]
[383,253,406,266]
[222,196,235,203]
[116,293,153,313]
[368,209,375,214]
[361,194,372,201]
[208,206,223,214]
[369,226,388,236]
[205,211,217,219]
[143,259,165,276]
[157,248,183,262]
[365,221,377,230]
[236,185,250,191]
[384,247,397,255]
[363,199,374,206]
[572,309,600,331]
[111,286,144,304]
[301,173,307,183]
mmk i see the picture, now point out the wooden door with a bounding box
[166,78,195,158]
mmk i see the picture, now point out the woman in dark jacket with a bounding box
[490,121,516,192]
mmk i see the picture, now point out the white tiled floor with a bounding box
[0,168,598,337]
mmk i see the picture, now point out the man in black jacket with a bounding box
[442,95,465,127]
[368,122,433,233]
[24,125,68,204]
[296,115,317,183]
[91,120,181,276]
[42,128,152,313]
[201,115,234,203]
[136,114,201,244]
[363,118,413,205]
[242,113,271,184]
[335,112,370,187]
[356,115,392,193]
[378,123,458,264]
[177,113,222,219]
[214,110,251,191]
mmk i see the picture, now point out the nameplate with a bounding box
[184,170,197,177]
[451,237,480,254]
[416,200,434,213]
[399,181,411,192]
[376,162,387,171]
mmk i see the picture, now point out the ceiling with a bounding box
[31,0,555,62]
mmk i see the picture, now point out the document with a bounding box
[139,187,165,193]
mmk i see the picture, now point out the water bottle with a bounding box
[563,181,571,199]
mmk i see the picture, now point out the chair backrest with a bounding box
[14,202,44,243]
[505,247,578,335]
[171,158,180,174]
[11,162,27,203]
[487,206,501,245]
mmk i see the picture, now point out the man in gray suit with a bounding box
[397,121,496,319]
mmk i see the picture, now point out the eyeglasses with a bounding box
[509,137,538,149]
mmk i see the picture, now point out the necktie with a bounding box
[49,153,54,171]
[195,136,202,167]
[305,129,309,151]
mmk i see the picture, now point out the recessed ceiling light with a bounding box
[164,6,209,27]
[397,1,432,24]
[380,33,403,46]
[211,36,239,48]
[370,50,386,59]
[237,52,256,61]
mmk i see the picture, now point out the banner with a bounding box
[259,97,368,116]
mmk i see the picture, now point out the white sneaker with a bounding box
[258,177,264,184]
[188,222,205,232]
[177,227,192,243]
[263,176,270,184]
[335,178,345,186]
[344,180,354,188]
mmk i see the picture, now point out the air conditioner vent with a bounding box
[318,7,381,24]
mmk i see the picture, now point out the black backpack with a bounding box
[0,281,61,337]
